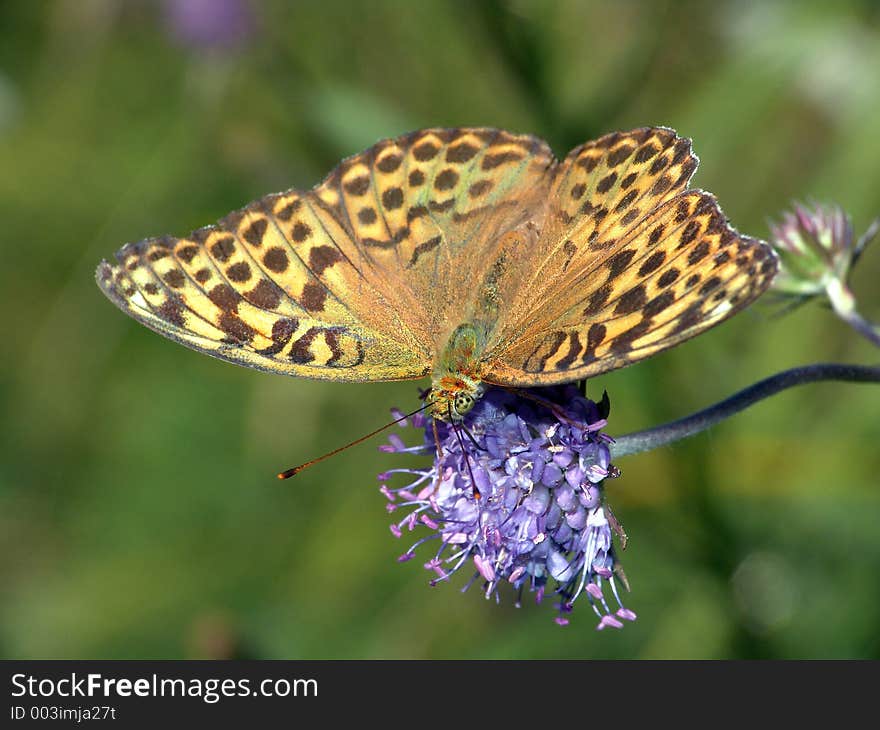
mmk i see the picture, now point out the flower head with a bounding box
[769,201,880,347]
[379,386,636,629]
[164,0,256,51]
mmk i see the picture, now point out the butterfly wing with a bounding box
[96,127,554,381]
[482,128,778,385]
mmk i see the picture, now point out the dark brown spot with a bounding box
[227,261,251,283]
[211,236,236,262]
[634,143,661,164]
[343,175,370,196]
[242,218,268,246]
[482,151,522,170]
[651,174,673,196]
[644,227,665,250]
[276,198,302,221]
[698,276,722,296]
[597,172,617,194]
[761,258,776,275]
[583,283,613,315]
[377,153,402,173]
[413,141,439,161]
[289,327,319,363]
[158,299,184,326]
[621,208,640,226]
[608,145,635,167]
[677,159,698,186]
[324,328,345,366]
[469,179,493,197]
[614,285,647,315]
[382,187,404,210]
[307,245,342,275]
[685,274,701,288]
[209,283,239,311]
[407,205,428,221]
[621,172,638,189]
[247,279,282,309]
[291,221,311,242]
[688,240,711,265]
[258,316,297,355]
[272,317,297,342]
[650,155,669,176]
[148,249,169,262]
[614,189,638,213]
[357,207,377,225]
[191,227,211,245]
[638,250,666,276]
[658,268,680,288]
[644,291,676,318]
[533,331,565,372]
[672,138,691,165]
[408,169,425,186]
[163,269,185,288]
[301,283,327,311]
[554,332,583,370]
[218,312,255,343]
[714,251,731,267]
[672,305,704,335]
[127,260,139,271]
[177,245,199,264]
[607,248,637,277]
[674,198,691,223]
[263,247,288,273]
[409,235,442,267]
[613,321,653,353]
[195,268,211,284]
[577,154,600,172]
[428,198,454,213]
[435,168,459,191]
[570,182,586,199]
[582,323,607,362]
[446,142,479,163]
[679,220,702,248]
[144,283,158,295]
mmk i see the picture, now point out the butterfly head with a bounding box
[428,375,486,423]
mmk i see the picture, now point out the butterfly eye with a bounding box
[454,393,475,415]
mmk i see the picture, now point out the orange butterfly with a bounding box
[97,127,777,423]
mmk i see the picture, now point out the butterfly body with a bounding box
[430,322,489,421]
[97,126,777,423]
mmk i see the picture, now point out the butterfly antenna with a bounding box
[460,423,487,452]
[277,402,432,479]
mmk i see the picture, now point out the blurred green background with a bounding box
[1,0,879,659]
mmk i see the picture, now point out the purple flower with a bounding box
[163,0,256,51]
[769,202,880,346]
[379,386,636,630]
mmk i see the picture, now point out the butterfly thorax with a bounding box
[429,323,488,422]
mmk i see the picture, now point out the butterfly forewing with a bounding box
[315,128,554,336]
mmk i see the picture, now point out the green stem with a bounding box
[611,363,880,458]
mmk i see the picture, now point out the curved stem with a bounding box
[611,363,880,458]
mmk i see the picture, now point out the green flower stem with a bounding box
[825,280,880,348]
[611,363,880,458]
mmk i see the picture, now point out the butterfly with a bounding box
[96,127,777,423]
